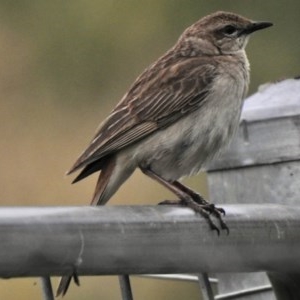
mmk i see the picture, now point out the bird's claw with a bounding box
[159,198,229,235]
[200,203,229,234]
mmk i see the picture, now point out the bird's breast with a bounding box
[133,62,248,181]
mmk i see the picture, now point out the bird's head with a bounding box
[179,11,273,55]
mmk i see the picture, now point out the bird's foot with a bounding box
[159,198,228,235]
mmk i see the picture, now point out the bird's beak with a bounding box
[243,21,273,34]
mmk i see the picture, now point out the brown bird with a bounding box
[57,11,272,296]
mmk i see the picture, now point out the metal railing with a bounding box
[1,204,300,299]
[3,79,300,299]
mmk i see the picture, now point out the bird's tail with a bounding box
[56,154,135,297]
[90,155,117,206]
[56,275,75,297]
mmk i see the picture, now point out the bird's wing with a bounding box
[68,57,217,174]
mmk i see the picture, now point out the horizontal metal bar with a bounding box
[215,284,272,300]
[139,274,218,284]
[0,204,300,277]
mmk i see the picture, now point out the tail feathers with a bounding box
[90,156,117,206]
[90,154,136,206]
[56,274,79,297]
[56,158,115,297]
[57,154,135,297]
[72,158,106,184]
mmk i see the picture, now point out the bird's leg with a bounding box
[173,180,226,215]
[140,167,228,234]
[172,181,209,205]
[173,181,228,233]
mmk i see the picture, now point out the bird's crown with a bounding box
[178,11,272,55]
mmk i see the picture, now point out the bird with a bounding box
[56,11,272,296]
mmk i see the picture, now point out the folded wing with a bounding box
[68,56,217,177]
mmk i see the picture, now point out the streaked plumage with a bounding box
[57,11,272,296]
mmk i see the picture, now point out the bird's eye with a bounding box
[222,25,238,36]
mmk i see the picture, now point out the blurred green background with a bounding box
[0,1,299,299]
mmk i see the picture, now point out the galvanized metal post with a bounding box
[207,78,300,299]
[119,275,134,300]
[40,277,54,300]
[198,273,215,300]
